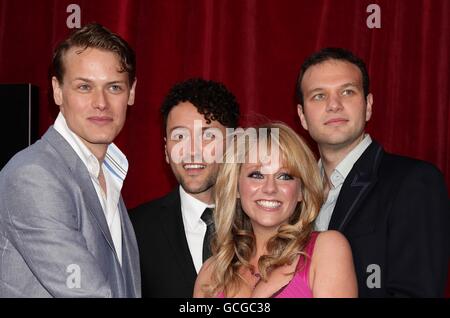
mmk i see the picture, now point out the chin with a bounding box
[182,180,212,194]
[318,135,352,146]
[88,128,118,140]
[255,222,282,231]
[86,136,115,145]
[184,184,208,194]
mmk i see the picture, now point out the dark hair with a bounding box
[52,23,136,84]
[296,47,369,105]
[161,78,240,130]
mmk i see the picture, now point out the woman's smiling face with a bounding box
[238,159,303,233]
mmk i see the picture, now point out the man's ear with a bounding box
[365,93,373,122]
[52,76,63,106]
[128,78,137,106]
[297,104,308,130]
[164,137,169,164]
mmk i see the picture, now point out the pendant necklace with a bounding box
[250,268,261,289]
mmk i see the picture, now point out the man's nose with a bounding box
[93,89,108,111]
[326,93,343,112]
[188,133,203,162]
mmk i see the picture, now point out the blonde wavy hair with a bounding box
[204,122,324,297]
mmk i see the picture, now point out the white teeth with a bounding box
[256,200,281,208]
[184,164,205,169]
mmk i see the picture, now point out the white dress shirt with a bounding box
[179,185,215,273]
[54,112,127,265]
[315,134,372,231]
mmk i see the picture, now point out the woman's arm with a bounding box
[310,230,358,297]
[193,258,214,297]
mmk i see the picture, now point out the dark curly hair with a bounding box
[161,78,240,130]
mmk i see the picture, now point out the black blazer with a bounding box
[129,188,197,298]
[329,140,450,297]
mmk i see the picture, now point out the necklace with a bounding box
[250,267,260,277]
[249,268,261,289]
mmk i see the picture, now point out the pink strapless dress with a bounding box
[218,231,319,298]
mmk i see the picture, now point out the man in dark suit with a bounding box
[296,47,449,297]
[130,78,240,297]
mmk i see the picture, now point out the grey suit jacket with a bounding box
[0,127,141,297]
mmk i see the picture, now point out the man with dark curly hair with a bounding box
[130,78,240,297]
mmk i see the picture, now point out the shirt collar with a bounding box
[318,134,372,188]
[53,112,128,182]
[179,185,215,230]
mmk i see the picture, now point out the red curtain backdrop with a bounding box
[0,0,449,294]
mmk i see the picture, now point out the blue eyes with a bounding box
[76,84,124,93]
[248,171,264,179]
[278,173,294,180]
[342,89,354,96]
[78,84,90,91]
[247,171,294,180]
[312,94,325,101]
[311,89,356,101]
[110,85,123,92]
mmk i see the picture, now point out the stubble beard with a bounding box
[174,167,217,195]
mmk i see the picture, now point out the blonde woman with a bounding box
[194,122,357,298]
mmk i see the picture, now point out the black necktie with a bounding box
[201,207,214,262]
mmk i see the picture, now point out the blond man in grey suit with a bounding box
[0,23,140,297]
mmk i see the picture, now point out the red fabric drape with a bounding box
[0,0,449,295]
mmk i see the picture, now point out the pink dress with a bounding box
[218,231,319,298]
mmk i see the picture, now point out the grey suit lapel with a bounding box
[118,197,140,297]
[329,142,383,231]
[42,127,116,252]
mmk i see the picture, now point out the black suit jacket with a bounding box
[129,188,197,298]
[329,140,450,297]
